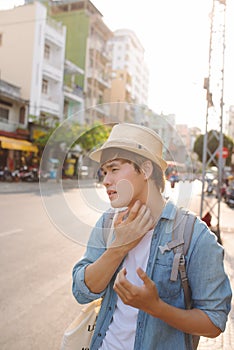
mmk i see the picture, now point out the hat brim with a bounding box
[89,145,168,172]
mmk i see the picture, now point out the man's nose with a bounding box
[103,172,111,186]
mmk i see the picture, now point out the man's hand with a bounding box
[113,267,160,316]
[111,200,155,252]
[114,268,221,338]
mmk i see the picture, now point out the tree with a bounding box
[74,123,112,152]
[35,122,112,153]
[193,130,233,166]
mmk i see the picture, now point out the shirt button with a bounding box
[109,306,112,310]
[98,333,102,337]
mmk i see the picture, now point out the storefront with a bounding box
[0,136,38,170]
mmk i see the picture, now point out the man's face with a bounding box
[101,159,146,208]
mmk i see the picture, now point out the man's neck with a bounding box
[145,182,165,223]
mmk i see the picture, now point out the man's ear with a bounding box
[141,160,153,179]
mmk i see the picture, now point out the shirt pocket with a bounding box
[153,249,182,301]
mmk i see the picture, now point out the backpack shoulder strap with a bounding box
[183,210,197,256]
[172,208,199,350]
[170,208,197,284]
[158,206,198,349]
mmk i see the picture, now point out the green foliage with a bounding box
[193,130,233,166]
[35,122,111,153]
[74,123,111,151]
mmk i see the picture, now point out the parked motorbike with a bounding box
[0,167,13,182]
[206,180,214,195]
[11,169,21,182]
[18,166,39,182]
[38,169,50,182]
[224,185,234,208]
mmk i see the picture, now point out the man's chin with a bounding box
[110,199,129,209]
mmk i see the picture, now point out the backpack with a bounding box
[104,207,199,350]
[159,207,199,349]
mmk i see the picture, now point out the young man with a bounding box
[72,123,232,350]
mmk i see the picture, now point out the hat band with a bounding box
[102,139,153,153]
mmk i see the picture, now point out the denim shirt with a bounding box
[72,201,232,350]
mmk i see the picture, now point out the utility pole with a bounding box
[200,0,227,244]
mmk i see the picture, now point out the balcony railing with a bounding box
[0,118,20,133]
[86,69,110,88]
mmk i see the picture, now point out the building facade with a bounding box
[0,1,66,170]
[0,1,66,126]
[0,79,38,170]
[105,29,149,123]
[51,0,113,124]
[107,29,149,104]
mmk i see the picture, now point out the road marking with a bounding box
[0,228,23,237]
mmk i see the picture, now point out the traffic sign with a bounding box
[216,147,229,158]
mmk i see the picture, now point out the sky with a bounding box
[1,0,234,130]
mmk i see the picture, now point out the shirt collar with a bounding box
[160,200,177,220]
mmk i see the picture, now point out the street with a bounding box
[0,179,234,349]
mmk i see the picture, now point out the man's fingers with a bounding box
[126,200,142,221]
[137,267,151,286]
[114,210,128,226]
[114,268,131,293]
[139,208,154,229]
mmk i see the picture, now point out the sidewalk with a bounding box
[198,228,234,350]
[0,178,95,194]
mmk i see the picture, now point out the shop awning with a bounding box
[0,136,38,153]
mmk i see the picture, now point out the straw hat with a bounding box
[89,123,168,171]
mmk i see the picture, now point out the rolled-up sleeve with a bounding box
[187,220,232,332]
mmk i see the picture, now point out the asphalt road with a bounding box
[0,180,233,349]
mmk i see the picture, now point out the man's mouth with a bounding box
[107,190,117,199]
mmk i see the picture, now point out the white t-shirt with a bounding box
[99,229,154,350]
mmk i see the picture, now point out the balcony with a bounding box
[64,85,84,104]
[86,69,110,89]
[43,61,63,82]
[45,19,66,48]
[89,40,112,63]
[40,96,60,117]
[0,118,19,133]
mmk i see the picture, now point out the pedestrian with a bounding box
[72,123,232,349]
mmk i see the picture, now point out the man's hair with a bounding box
[101,148,166,193]
[131,155,165,193]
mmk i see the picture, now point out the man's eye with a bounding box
[112,168,118,172]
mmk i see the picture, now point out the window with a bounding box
[44,43,50,59]
[42,79,48,94]
[40,114,47,126]
[98,94,103,104]
[0,107,9,122]
[19,107,26,124]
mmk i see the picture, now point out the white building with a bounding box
[0,1,66,126]
[107,29,149,106]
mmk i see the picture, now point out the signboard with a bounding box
[217,147,229,159]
